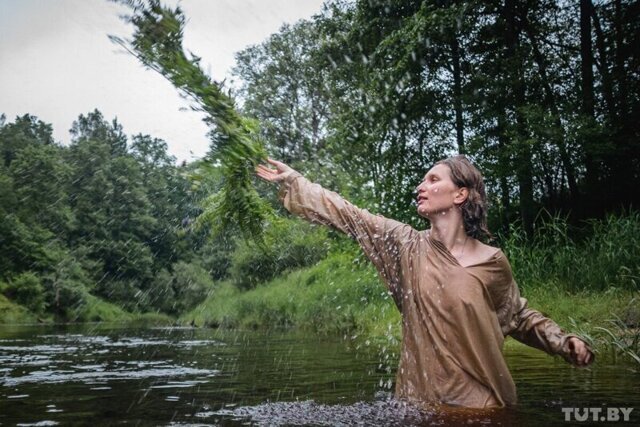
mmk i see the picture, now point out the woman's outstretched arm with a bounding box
[256,158,416,310]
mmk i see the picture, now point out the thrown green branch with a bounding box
[110,0,272,243]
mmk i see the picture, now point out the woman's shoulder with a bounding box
[466,239,503,266]
[474,240,501,257]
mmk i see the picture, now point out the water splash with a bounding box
[200,399,432,426]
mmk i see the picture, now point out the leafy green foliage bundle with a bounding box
[111,0,273,243]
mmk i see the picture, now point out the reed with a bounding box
[501,211,640,292]
[593,312,640,364]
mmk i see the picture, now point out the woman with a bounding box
[256,155,594,409]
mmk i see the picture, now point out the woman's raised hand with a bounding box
[255,158,294,183]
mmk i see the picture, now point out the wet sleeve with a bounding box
[509,296,579,361]
[486,253,593,363]
[278,171,416,307]
[504,278,593,363]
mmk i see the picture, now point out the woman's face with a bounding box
[415,164,466,218]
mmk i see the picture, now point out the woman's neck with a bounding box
[428,208,468,252]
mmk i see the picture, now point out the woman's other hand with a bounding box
[255,158,295,183]
[567,337,594,367]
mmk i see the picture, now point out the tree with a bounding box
[69,109,127,157]
[0,114,54,167]
[66,111,156,308]
[10,144,72,233]
[234,21,331,165]
[130,133,198,273]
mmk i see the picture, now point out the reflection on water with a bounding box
[0,324,638,426]
[0,332,220,387]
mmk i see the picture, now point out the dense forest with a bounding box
[232,0,639,231]
[1,0,638,321]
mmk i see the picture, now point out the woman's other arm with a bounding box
[508,298,594,366]
[488,253,594,367]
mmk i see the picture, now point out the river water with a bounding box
[0,324,638,426]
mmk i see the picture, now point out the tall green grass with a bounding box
[67,293,173,325]
[181,250,402,341]
[0,290,174,325]
[502,211,640,292]
[593,313,640,364]
[0,294,37,324]
[183,255,633,337]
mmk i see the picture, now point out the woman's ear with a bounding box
[454,187,469,206]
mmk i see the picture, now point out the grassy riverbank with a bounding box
[0,292,173,325]
[0,294,38,323]
[180,250,638,349]
[182,213,639,337]
[182,251,400,339]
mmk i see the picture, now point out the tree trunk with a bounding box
[609,0,632,208]
[504,0,534,236]
[451,35,465,154]
[520,16,579,208]
[591,6,615,123]
[581,0,598,206]
[581,0,595,118]
[497,113,511,234]
[613,0,628,120]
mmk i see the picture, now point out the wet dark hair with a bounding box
[435,155,492,241]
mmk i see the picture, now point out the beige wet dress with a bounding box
[279,171,585,409]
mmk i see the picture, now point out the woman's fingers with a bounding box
[577,342,587,365]
[256,165,279,177]
[584,351,593,366]
[255,163,284,183]
[267,158,284,168]
[582,345,594,366]
[255,164,273,174]
[255,158,292,183]
[568,338,594,367]
[255,165,273,181]
[267,158,291,172]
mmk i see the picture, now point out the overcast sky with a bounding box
[0,0,325,163]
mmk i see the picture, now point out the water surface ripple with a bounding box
[0,324,638,426]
